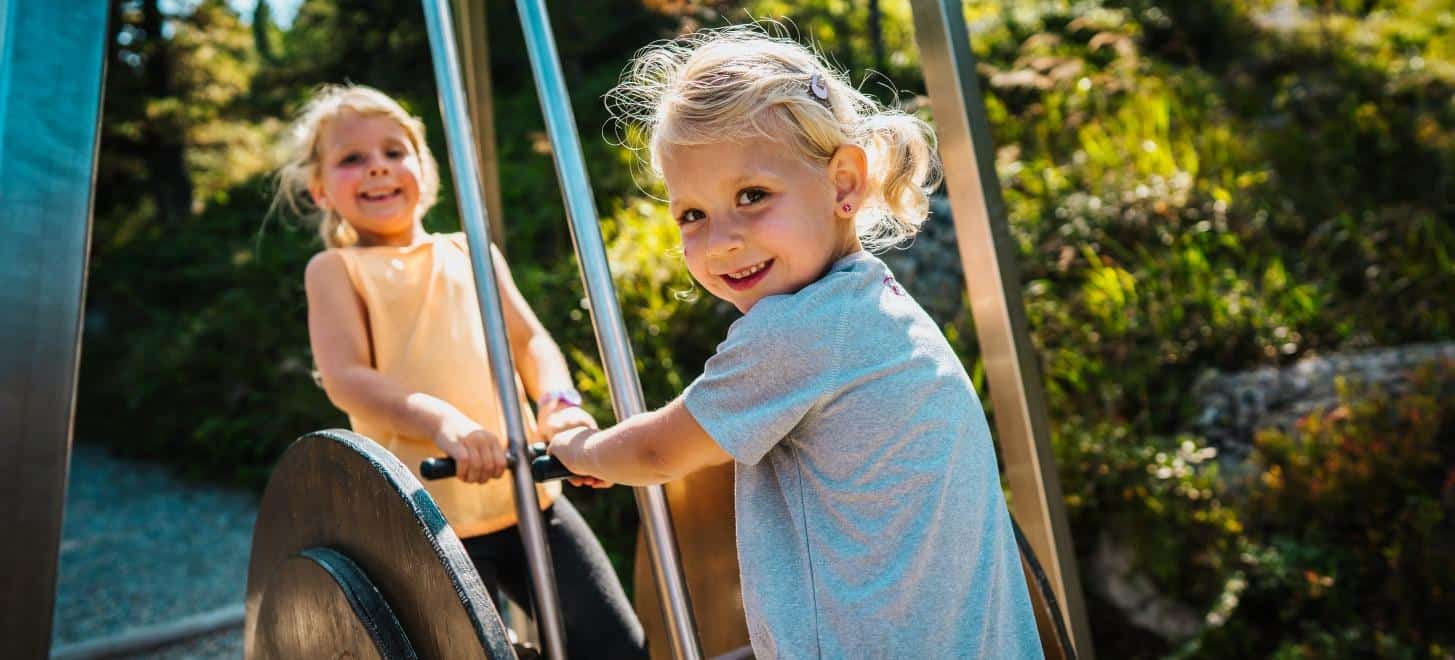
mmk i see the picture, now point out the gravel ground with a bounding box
[52,443,257,658]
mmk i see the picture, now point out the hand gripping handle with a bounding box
[420,443,574,482]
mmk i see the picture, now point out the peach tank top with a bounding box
[334,232,558,538]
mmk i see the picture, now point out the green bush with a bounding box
[1178,362,1455,658]
[922,1,1455,654]
[79,176,338,488]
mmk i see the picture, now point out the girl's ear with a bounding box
[308,178,329,210]
[828,144,869,219]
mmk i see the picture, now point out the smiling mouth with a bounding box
[359,188,401,202]
[720,259,773,291]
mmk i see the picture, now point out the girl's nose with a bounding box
[367,158,390,177]
[705,216,744,257]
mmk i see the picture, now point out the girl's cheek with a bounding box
[326,168,357,188]
[678,243,706,278]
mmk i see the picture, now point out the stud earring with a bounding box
[842,203,852,213]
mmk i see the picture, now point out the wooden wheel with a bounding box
[252,548,416,659]
[245,429,515,660]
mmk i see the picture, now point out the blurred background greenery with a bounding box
[82,0,1453,656]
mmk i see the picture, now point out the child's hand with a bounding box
[536,400,599,442]
[433,413,508,484]
[547,427,613,489]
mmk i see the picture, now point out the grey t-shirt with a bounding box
[683,251,1042,659]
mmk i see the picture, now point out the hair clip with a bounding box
[809,73,831,103]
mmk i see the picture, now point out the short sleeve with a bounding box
[683,292,844,465]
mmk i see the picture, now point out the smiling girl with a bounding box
[544,28,1044,658]
[273,84,645,658]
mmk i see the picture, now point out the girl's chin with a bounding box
[720,290,767,313]
[351,219,418,243]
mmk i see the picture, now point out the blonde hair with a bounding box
[271,84,441,248]
[606,25,940,251]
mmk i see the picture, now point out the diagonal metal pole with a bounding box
[908,0,1094,656]
[511,1,703,658]
[420,2,569,658]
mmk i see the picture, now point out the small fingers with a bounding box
[566,475,611,489]
[470,432,505,482]
[566,409,599,430]
[445,443,473,483]
[487,443,507,480]
[465,441,485,483]
[541,409,598,439]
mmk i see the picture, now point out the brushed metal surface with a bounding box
[0,0,107,656]
[449,0,506,250]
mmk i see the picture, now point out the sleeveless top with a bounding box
[333,232,558,538]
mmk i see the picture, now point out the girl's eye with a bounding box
[340,153,362,165]
[737,188,768,206]
[386,148,406,159]
[677,209,705,225]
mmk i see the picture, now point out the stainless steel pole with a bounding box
[907,0,1094,656]
[511,2,703,658]
[420,2,569,658]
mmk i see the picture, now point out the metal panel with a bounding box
[420,1,569,658]
[510,1,703,658]
[907,1,1094,655]
[0,0,108,656]
[449,0,507,250]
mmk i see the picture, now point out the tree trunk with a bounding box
[253,0,277,64]
[142,0,193,225]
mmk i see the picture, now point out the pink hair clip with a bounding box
[809,73,830,102]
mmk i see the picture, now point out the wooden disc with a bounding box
[634,463,750,659]
[253,549,414,660]
[245,429,514,660]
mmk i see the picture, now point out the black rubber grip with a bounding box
[419,443,576,483]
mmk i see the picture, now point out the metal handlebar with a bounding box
[420,443,574,482]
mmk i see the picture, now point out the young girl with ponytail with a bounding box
[547,28,1043,658]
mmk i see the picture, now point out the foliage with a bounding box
[79,176,335,488]
[927,1,1455,655]
[1177,363,1455,658]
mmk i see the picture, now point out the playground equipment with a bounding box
[2,0,1093,657]
[245,430,516,660]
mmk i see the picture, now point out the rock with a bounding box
[1092,342,1455,643]
[1088,531,1204,643]
[1190,342,1455,463]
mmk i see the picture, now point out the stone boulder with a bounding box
[1189,342,1455,464]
